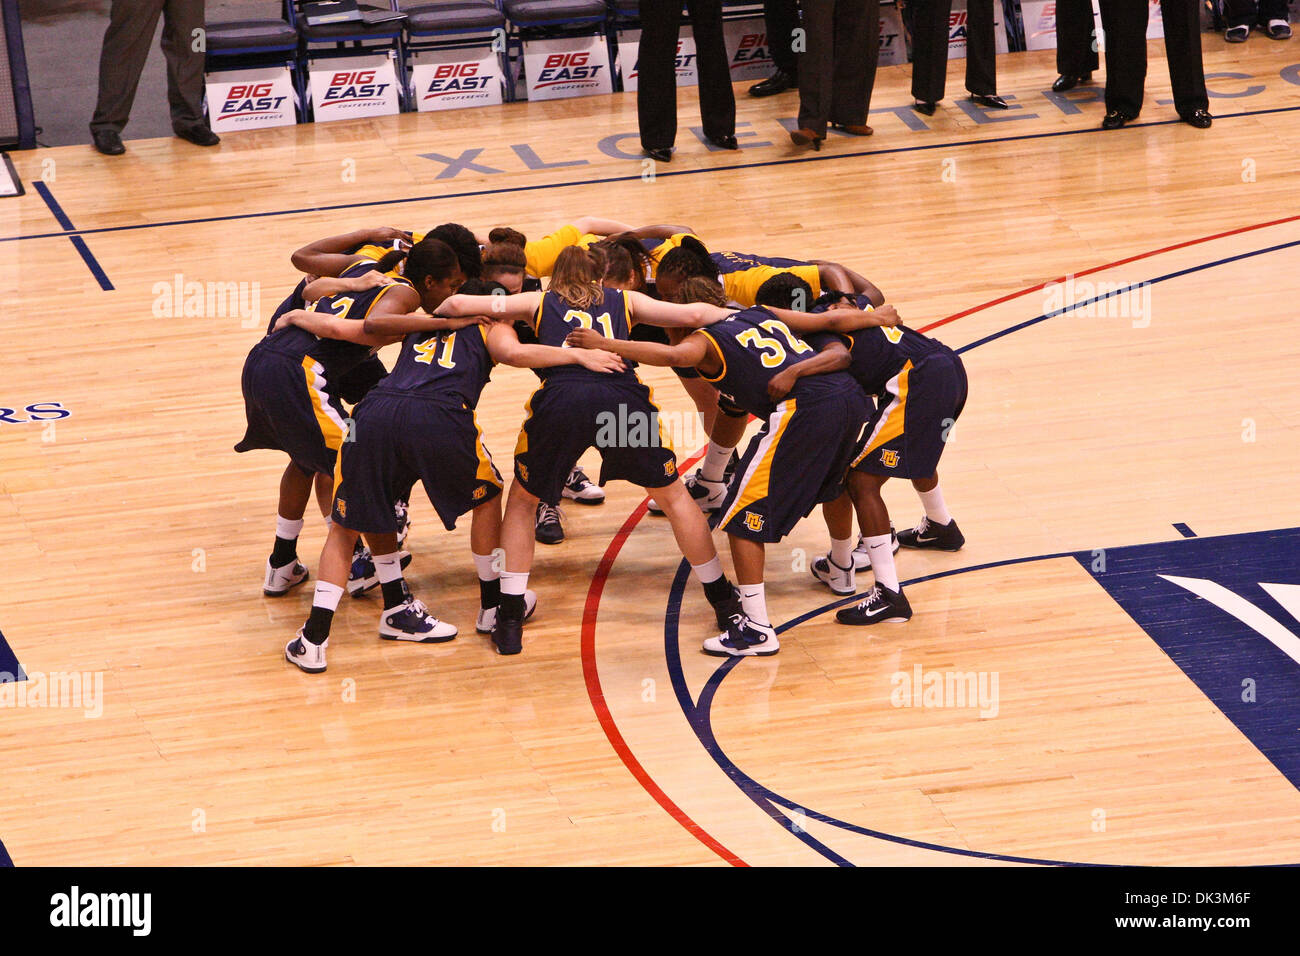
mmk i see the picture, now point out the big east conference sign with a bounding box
[204,66,296,133]
[521,35,613,101]
[309,54,401,121]
[411,50,504,112]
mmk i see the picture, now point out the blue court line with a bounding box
[32,182,114,291]
[6,102,1300,248]
[1173,522,1197,538]
[0,837,11,867]
[0,629,24,683]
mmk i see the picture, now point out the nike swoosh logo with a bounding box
[916,535,938,543]
[863,604,892,617]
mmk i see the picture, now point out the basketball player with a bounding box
[236,226,419,598]
[273,243,629,673]
[762,289,970,625]
[431,247,749,656]
[566,289,900,656]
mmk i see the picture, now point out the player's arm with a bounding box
[571,216,637,237]
[276,309,398,347]
[486,323,626,373]
[629,224,696,241]
[436,291,544,321]
[290,226,411,277]
[625,291,731,328]
[565,328,710,369]
[302,270,393,302]
[766,340,850,402]
[812,260,885,307]
[764,303,901,333]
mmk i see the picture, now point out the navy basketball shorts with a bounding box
[331,393,502,534]
[233,345,348,477]
[852,348,968,479]
[512,376,679,505]
[714,388,874,544]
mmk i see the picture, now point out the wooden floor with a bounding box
[2,41,1299,866]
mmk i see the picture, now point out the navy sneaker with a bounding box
[535,502,564,545]
[702,614,780,657]
[492,613,524,656]
[836,585,912,626]
[896,516,965,552]
[379,596,457,642]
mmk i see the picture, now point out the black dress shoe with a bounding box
[1051,72,1091,93]
[748,69,795,98]
[643,146,672,163]
[970,92,1008,109]
[1101,110,1137,130]
[1181,109,1212,129]
[912,100,937,116]
[176,125,220,147]
[91,129,125,155]
[706,133,738,150]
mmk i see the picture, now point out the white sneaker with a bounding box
[851,526,901,571]
[379,597,458,643]
[649,471,726,515]
[285,628,327,673]
[702,614,780,657]
[264,559,309,597]
[562,467,605,504]
[476,589,538,634]
[811,554,855,595]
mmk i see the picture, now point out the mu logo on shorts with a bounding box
[663,460,677,478]
[880,449,900,468]
[335,499,347,519]
[472,485,487,500]
[517,463,529,482]
[744,511,765,532]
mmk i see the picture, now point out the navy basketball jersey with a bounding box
[808,296,946,395]
[374,323,495,408]
[267,261,410,381]
[532,287,637,382]
[696,307,842,417]
[266,278,308,335]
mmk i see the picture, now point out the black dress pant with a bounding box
[1055,0,1099,77]
[910,0,998,103]
[638,0,736,150]
[1223,0,1289,28]
[91,0,208,135]
[764,0,802,75]
[1097,0,1207,117]
[797,0,880,135]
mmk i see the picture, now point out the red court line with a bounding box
[578,452,749,867]
[917,213,1300,334]
[580,213,1298,866]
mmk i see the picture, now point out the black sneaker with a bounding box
[835,585,913,626]
[492,613,524,656]
[896,516,965,551]
[723,451,741,483]
[535,502,564,544]
[708,584,743,630]
[394,498,411,549]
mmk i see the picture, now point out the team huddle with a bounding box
[233,217,969,672]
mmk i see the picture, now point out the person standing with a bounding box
[1051,0,1099,92]
[790,0,881,149]
[1096,0,1211,129]
[89,0,220,156]
[909,0,1007,114]
[748,0,800,97]
[639,0,737,162]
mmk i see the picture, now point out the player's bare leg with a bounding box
[837,471,912,625]
[812,492,858,595]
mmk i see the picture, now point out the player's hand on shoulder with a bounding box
[870,304,901,327]
[353,270,395,290]
[274,309,307,331]
[565,328,607,350]
[576,349,626,374]
[369,226,412,246]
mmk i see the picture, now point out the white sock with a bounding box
[690,556,724,585]
[322,516,333,530]
[700,442,736,483]
[472,552,500,582]
[312,581,344,612]
[373,552,404,584]
[276,515,305,540]
[917,486,952,526]
[866,535,899,592]
[830,537,854,569]
[739,583,770,627]
[500,570,530,596]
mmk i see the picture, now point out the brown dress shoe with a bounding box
[832,123,873,136]
[790,128,824,150]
